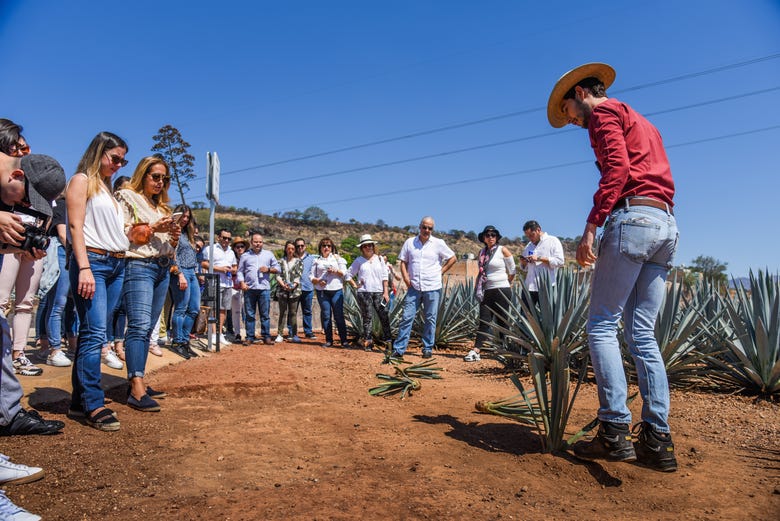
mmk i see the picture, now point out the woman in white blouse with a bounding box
[347,234,392,351]
[310,237,350,348]
[466,225,515,362]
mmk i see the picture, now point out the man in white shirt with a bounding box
[201,228,238,345]
[521,220,565,305]
[391,216,456,359]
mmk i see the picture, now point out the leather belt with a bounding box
[614,197,673,215]
[85,247,126,258]
[129,256,172,268]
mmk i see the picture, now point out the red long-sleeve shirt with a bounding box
[586,98,675,226]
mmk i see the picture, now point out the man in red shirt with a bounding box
[548,63,679,472]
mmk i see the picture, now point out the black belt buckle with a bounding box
[157,256,171,268]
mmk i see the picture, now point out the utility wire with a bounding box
[217,86,780,195]
[217,52,780,176]
[267,124,780,213]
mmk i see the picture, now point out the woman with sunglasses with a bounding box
[465,225,515,362]
[168,204,199,359]
[67,131,130,430]
[276,240,303,343]
[115,157,180,412]
[310,237,350,348]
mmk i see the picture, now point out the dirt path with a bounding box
[3,340,779,520]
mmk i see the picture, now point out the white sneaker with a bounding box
[211,334,230,345]
[275,335,284,343]
[12,355,42,377]
[0,454,44,485]
[0,491,40,521]
[101,350,124,369]
[46,350,72,367]
[464,349,481,362]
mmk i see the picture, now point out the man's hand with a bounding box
[577,223,598,267]
[0,212,24,246]
[20,247,46,261]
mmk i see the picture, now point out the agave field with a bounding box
[349,267,780,452]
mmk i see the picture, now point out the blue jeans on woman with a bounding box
[170,267,200,344]
[48,244,78,349]
[316,289,347,344]
[587,205,678,433]
[392,287,440,356]
[69,251,125,413]
[123,259,171,379]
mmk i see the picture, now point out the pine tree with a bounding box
[151,125,195,205]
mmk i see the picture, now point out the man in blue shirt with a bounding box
[294,237,316,339]
[237,233,280,344]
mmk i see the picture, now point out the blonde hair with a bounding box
[128,156,172,214]
[75,132,128,200]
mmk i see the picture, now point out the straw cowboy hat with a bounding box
[357,234,377,247]
[547,62,616,128]
[232,236,249,247]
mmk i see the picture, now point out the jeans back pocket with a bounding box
[619,217,661,263]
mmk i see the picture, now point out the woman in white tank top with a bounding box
[67,132,130,432]
[466,225,516,362]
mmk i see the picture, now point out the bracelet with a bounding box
[79,267,91,271]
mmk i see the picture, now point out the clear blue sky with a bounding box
[2,0,778,277]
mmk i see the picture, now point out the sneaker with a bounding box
[168,342,191,360]
[102,350,124,369]
[46,350,72,367]
[275,335,284,343]
[0,409,64,436]
[157,336,169,346]
[633,421,678,472]
[572,421,637,462]
[305,333,317,339]
[0,490,41,521]
[12,356,42,377]
[263,337,274,345]
[421,350,433,359]
[290,336,302,344]
[321,342,333,348]
[148,343,163,357]
[464,349,481,362]
[0,454,44,485]
[220,334,229,344]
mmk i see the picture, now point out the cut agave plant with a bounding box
[369,374,420,399]
[395,359,443,380]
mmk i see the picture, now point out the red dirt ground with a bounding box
[3,339,778,520]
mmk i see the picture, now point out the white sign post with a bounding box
[206,152,221,351]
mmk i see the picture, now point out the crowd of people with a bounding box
[0,60,680,519]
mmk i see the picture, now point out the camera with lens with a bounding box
[0,206,50,254]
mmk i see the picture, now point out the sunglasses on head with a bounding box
[106,153,128,167]
[148,172,171,183]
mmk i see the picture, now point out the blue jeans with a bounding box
[587,206,678,433]
[300,290,314,336]
[70,252,125,413]
[316,289,347,344]
[123,259,171,379]
[244,289,270,340]
[170,267,200,344]
[393,287,441,355]
[48,244,78,348]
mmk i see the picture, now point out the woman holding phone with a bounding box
[168,205,199,359]
[116,156,180,412]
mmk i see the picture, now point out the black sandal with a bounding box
[86,408,120,432]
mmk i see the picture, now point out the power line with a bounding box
[216,52,780,176]
[217,86,780,195]
[267,124,780,214]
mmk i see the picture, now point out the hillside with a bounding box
[191,205,579,263]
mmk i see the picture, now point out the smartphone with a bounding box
[171,212,183,222]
